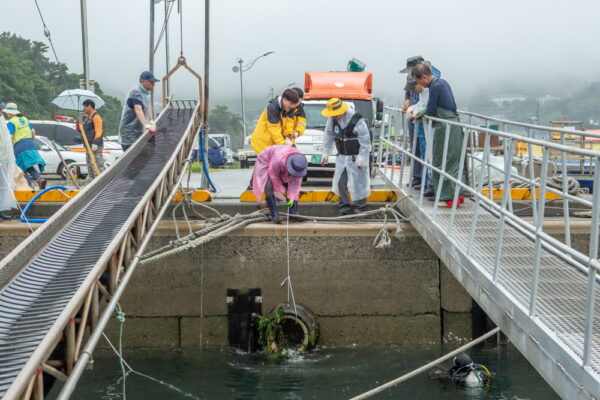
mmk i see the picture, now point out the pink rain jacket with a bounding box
[252,145,303,201]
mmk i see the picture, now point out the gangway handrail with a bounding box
[376,106,600,399]
[458,109,600,139]
[0,101,202,400]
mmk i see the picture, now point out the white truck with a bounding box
[294,71,382,182]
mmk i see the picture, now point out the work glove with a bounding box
[284,136,293,146]
[285,198,294,208]
[91,144,98,151]
[356,155,367,169]
[320,154,328,166]
[406,105,416,121]
[145,120,157,134]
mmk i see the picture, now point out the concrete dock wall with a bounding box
[106,222,473,347]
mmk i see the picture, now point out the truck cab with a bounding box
[294,71,382,181]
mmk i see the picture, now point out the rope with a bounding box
[140,214,266,264]
[282,212,298,315]
[102,304,200,400]
[486,176,581,196]
[178,0,183,56]
[153,0,176,54]
[348,327,500,400]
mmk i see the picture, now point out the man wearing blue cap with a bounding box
[118,71,159,151]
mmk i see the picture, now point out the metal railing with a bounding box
[376,106,600,399]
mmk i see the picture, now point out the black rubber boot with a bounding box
[266,195,281,224]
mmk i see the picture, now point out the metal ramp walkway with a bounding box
[0,101,202,399]
[377,107,600,399]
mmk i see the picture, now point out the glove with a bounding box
[91,144,98,151]
[356,155,367,169]
[320,154,328,166]
[406,105,416,121]
[285,198,294,208]
[284,136,293,146]
[145,121,157,134]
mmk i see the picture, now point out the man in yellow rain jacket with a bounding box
[250,88,300,154]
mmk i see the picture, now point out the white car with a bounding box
[30,119,84,147]
[34,136,88,179]
[68,140,122,166]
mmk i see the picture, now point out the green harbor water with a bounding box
[49,342,559,400]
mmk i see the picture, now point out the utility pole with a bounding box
[164,0,170,97]
[238,58,246,139]
[79,0,90,91]
[149,0,155,105]
[201,0,211,189]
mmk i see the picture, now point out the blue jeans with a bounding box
[24,166,41,186]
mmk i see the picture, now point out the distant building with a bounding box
[488,94,527,107]
[537,94,560,105]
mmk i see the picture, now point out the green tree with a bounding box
[0,32,122,135]
[208,105,244,149]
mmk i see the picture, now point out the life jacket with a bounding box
[333,112,363,156]
[8,116,33,144]
[83,111,102,146]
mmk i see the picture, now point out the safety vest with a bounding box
[83,111,102,145]
[8,116,33,144]
[333,112,363,156]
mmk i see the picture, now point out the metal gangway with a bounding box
[376,107,600,399]
[0,99,202,399]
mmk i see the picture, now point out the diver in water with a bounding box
[430,353,492,388]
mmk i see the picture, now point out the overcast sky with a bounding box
[4,0,600,112]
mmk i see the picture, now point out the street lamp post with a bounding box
[269,82,296,99]
[232,51,274,140]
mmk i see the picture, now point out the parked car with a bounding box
[33,136,88,179]
[30,119,83,147]
[68,140,122,166]
[191,137,227,168]
[237,136,257,168]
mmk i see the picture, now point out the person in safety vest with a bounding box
[283,87,307,145]
[82,99,105,180]
[3,103,46,190]
[412,63,468,208]
[252,144,307,223]
[250,88,300,154]
[118,71,159,151]
[321,98,371,215]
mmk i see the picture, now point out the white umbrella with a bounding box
[52,89,105,111]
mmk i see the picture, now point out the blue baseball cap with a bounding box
[140,71,159,83]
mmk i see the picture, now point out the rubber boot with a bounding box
[266,195,281,224]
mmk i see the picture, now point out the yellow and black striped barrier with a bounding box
[239,190,398,202]
[14,189,213,203]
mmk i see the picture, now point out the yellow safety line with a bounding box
[14,189,213,202]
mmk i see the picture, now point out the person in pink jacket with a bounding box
[252,144,307,223]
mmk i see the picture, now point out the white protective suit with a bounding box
[0,115,17,212]
[322,108,372,201]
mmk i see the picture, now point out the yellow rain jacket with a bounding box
[283,103,306,144]
[250,97,289,154]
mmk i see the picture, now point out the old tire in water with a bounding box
[269,303,319,352]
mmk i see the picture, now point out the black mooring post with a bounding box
[227,288,262,352]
